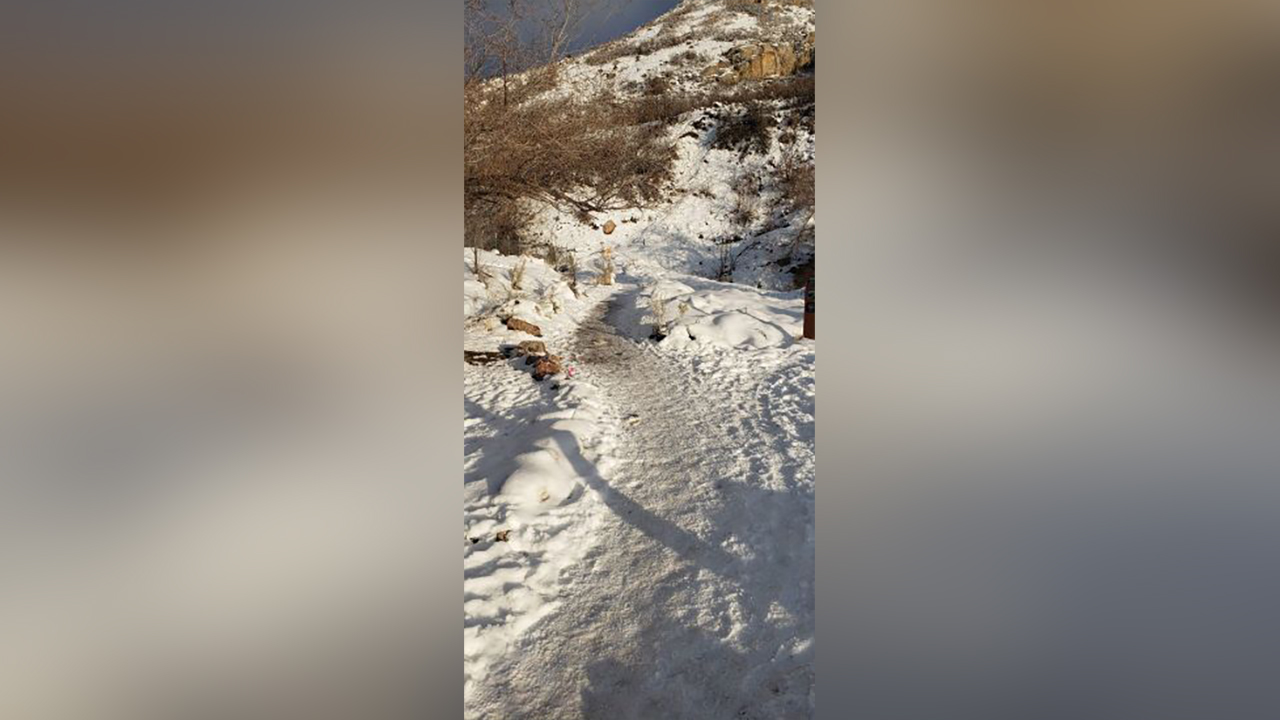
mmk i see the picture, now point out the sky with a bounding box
[569,0,682,55]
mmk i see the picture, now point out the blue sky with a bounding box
[569,0,681,54]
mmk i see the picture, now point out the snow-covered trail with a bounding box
[468,287,815,719]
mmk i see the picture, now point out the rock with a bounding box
[506,317,543,336]
[532,356,563,381]
[464,350,507,365]
[518,340,547,356]
[709,35,814,83]
[525,351,559,366]
[602,220,617,235]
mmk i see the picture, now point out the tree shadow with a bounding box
[550,428,737,575]
[548,425,815,719]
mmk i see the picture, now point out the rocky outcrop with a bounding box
[703,33,814,85]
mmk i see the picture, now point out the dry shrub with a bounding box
[465,194,532,255]
[714,239,737,282]
[779,152,814,219]
[465,85,677,248]
[732,173,760,228]
[645,74,672,96]
[723,75,815,107]
[542,245,580,294]
[778,149,815,259]
[632,93,704,125]
[713,101,777,155]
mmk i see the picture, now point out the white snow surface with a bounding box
[464,252,814,719]
[465,278,814,718]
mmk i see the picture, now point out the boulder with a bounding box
[709,35,814,84]
[518,340,547,356]
[602,220,617,235]
[506,317,543,336]
[532,356,563,381]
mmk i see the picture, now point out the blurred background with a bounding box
[823,1,1280,718]
[0,1,459,718]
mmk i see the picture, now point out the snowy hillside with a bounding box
[537,0,815,290]
[465,0,815,717]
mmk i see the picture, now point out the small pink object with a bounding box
[566,366,576,378]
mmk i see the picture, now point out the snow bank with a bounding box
[628,280,805,350]
[499,384,606,517]
[463,248,580,323]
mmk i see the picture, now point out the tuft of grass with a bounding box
[510,256,528,291]
[595,245,615,286]
[649,290,668,338]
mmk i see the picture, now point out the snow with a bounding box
[466,288,814,718]
[645,280,804,349]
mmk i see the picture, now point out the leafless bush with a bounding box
[713,101,776,156]
[466,88,677,243]
[720,75,815,107]
[779,151,815,220]
[628,73,817,127]
[777,147,815,259]
[465,191,533,255]
[715,242,735,282]
[542,244,580,294]
[732,173,761,228]
[645,74,672,96]
[632,93,703,125]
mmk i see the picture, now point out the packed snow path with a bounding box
[469,290,815,719]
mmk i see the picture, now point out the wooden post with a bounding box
[803,272,815,339]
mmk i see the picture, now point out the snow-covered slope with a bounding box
[514,0,816,291]
[465,1,815,716]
